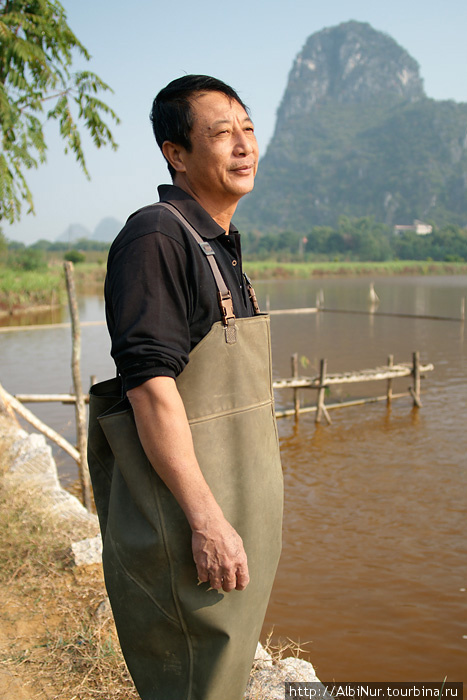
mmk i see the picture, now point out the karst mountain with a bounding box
[237,21,467,232]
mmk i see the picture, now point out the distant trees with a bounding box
[241,218,467,262]
[0,0,119,227]
[0,235,109,269]
[30,237,109,252]
[2,219,466,265]
[6,244,46,270]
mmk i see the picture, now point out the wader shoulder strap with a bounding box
[157,202,235,330]
[157,201,261,343]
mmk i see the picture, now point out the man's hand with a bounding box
[192,518,249,593]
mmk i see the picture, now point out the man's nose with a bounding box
[233,129,255,156]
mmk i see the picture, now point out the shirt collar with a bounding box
[158,184,239,239]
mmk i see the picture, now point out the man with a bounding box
[88,75,283,700]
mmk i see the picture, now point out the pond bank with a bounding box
[1,259,466,320]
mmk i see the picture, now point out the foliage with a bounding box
[63,248,85,263]
[0,229,7,260]
[8,243,45,269]
[0,0,119,226]
[0,264,62,309]
[30,236,110,251]
[243,260,467,280]
[241,219,467,263]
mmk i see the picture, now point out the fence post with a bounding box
[387,354,394,405]
[64,261,92,511]
[409,350,422,408]
[291,353,300,420]
[316,358,332,424]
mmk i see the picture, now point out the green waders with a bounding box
[88,204,283,700]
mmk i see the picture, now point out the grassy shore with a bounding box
[1,259,466,316]
[0,266,63,314]
[243,259,467,279]
[0,262,106,316]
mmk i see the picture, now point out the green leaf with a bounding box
[0,0,119,227]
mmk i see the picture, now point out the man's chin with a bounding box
[232,178,256,198]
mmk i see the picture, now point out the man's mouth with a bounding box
[230,163,255,173]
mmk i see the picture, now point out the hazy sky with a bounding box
[6,0,467,244]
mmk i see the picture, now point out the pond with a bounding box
[1,275,465,683]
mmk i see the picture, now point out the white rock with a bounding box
[254,642,274,668]
[71,536,103,566]
[245,654,326,700]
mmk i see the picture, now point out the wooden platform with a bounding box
[273,352,434,424]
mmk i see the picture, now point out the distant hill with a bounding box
[56,223,91,243]
[92,217,123,242]
[237,21,467,232]
[55,217,123,244]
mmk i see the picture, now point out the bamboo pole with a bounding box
[63,262,92,511]
[268,307,318,315]
[0,383,81,463]
[387,354,394,405]
[410,350,422,408]
[275,392,410,419]
[316,358,332,425]
[319,308,463,322]
[291,353,300,420]
[0,320,106,333]
[14,393,89,404]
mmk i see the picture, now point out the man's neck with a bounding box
[173,178,236,231]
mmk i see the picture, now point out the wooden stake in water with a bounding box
[316,358,332,425]
[291,353,300,420]
[64,261,92,511]
[409,350,422,408]
[387,354,394,405]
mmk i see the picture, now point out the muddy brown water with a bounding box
[1,276,466,683]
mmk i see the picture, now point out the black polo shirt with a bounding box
[105,185,255,392]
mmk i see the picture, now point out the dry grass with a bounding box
[0,481,138,700]
[261,629,310,664]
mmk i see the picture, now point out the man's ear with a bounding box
[162,141,186,174]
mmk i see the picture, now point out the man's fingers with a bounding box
[210,575,224,590]
[196,562,209,584]
[235,565,250,591]
[221,572,237,592]
[197,564,249,592]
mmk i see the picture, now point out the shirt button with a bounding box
[232,260,238,266]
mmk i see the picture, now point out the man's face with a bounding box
[175,91,259,213]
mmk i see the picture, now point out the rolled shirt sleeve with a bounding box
[106,218,192,392]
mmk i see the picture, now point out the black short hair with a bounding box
[150,75,249,178]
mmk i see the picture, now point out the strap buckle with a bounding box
[199,241,215,256]
[218,291,235,326]
[219,290,237,344]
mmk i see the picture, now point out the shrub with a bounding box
[8,248,47,271]
[64,250,86,264]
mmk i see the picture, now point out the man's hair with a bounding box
[150,75,249,178]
